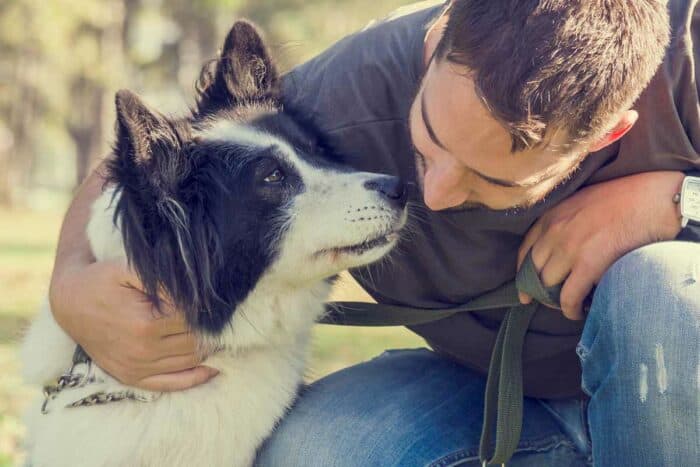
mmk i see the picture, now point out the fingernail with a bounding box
[208,369,220,378]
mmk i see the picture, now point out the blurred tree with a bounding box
[0,0,131,203]
[0,0,40,206]
[66,0,129,184]
[241,0,408,71]
[0,0,410,207]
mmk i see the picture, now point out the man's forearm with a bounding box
[52,162,107,279]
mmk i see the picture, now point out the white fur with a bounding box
[21,125,405,467]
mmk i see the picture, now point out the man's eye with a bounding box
[264,169,285,183]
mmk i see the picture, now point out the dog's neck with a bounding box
[199,276,330,356]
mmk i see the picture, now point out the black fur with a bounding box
[195,20,279,117]
[106,21,330,334]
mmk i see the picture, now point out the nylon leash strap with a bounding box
[320,250,562,465]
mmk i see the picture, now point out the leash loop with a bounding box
[321,249,563,466]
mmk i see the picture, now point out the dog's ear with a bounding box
[113,89,188,193]
[195,20,278,114]
[115,89,178,164]
[110,90,224,328]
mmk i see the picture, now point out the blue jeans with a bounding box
[256,242,700,466]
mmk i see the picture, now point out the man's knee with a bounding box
[579,241,700,394]
[580,242,700,466]
[593,241,700,329]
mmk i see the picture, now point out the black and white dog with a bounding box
[21,22,407,467]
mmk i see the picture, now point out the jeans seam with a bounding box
[426,434,581,467]
[577,277,615,398]
[579,398,594,465]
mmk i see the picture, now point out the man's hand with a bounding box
[517,171,685,320]
[48,163,217,392]
[50,259,219,391]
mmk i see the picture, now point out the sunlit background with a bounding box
[0,1,427,464]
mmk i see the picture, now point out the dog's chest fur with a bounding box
[21,189,330,467]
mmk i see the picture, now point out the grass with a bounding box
[0,206,424,466]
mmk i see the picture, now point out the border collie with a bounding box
[21,21,407,467]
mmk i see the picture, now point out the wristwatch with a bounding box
[677,175,700,227]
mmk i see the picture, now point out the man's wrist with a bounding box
[655,171,686,238]
[671,174,686,225]
[674,171,700,228]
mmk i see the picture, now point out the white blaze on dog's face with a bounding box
[195,119,408,286]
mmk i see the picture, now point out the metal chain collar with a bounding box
[65,389,154,409]
[41,350,156,414]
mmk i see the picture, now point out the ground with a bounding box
[0,206,424,466]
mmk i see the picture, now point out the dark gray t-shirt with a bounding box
[282,0,700,398]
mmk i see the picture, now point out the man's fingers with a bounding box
[158,331,199,353]
[518,291,532,305]
[538,250,572,289]
[518,220,547,305]
[559,266,597,320]
[529,235,554,276]
[149,353,206,374]
[517,220,544,270]
[136,366,219,392]
[151,309,190,337]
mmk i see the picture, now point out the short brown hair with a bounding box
[436,0,670,152]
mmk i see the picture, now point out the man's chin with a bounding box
[415,186,490,212]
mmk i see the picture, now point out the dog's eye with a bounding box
[264,169,285,183]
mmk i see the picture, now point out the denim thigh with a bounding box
[578,241,700,466]
[255,348,589,467]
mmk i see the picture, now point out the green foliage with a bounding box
[196,0,247,11]
[0,0,411,205]
[242,0,409,70]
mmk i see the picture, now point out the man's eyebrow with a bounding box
[420,89,549,189]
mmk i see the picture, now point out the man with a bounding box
[49,0,699,465]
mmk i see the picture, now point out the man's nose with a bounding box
[423,170,468,210]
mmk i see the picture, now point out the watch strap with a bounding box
[677,172,700,228]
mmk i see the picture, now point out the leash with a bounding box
[320,250,562,466]
[45,251,556,465]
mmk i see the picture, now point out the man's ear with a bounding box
[588,110,639,153]
[195,20,278,114]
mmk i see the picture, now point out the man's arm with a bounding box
[517,170,686,320]
[49,163,218,391]
[51,162,104,279]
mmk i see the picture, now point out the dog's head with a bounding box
[106,21,407,336]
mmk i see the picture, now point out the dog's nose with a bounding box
[363,176,407,208]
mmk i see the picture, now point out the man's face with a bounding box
[408,57,582,211]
